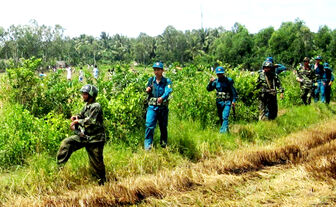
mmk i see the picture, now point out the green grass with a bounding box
[1,103,336,203]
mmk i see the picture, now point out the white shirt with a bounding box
[93,67,99,79]
[66,67,72,80]
[79,70,84,81]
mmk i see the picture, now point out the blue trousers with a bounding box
[144,106,169,150]
[314,81,325,103]
[216,100,232,133]
[325,83,331,104]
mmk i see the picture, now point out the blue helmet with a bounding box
[152,62,164,69]
[323,62,332,70]
[315,56,322,60]
[266,57,274,63]
[215,66,225,74]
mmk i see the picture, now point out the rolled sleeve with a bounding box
[207,80,216,91]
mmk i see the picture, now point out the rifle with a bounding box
[73,124,90,141]
[302,79,313,88]
[232,103,236,120]
[145,77,155,107]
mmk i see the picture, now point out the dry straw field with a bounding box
[4,119,336,207]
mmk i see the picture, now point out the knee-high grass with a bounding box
[0,103,335,205]
[0,59,336,205]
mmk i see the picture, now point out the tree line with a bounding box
[0,19,335,70]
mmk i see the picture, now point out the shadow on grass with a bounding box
[170,135,201,161]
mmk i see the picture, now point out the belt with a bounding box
[148,97,168,106]
[261,89,277,95]
[216,92,231,100]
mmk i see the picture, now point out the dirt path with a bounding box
[4,120,336,207]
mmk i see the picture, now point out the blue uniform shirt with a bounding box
[275,64,286,74]
[207,77,237,103]
[147,76,172,109]
[312,63,325,81]
[323,68,334,82]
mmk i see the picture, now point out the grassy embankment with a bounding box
[0,102,335,206]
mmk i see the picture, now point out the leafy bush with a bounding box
[278,71,301,107]
[100,82,147,144]
[0,104,68,168]
[3,58,82,117]
[168,65,217,127]
[0,58,334,169]
[5,58,42,112]
[167,64,260,126]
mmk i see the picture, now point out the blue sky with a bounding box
[1,0,336,37]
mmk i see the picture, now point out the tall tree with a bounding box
[156,26,188,64]
[211,23,253,68]
[268,19,313,67]
[251,27,275,69]
[134,33,156,65]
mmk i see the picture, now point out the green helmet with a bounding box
[262,61,273,68]
[303,57,310,62]
[315,56,322,60]
[80,84,98,98]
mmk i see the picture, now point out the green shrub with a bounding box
[0,58,334,170]
[0,104,68,167]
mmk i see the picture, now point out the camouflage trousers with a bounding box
[259,93,278,121]
[300,88,313,105]
[56,135,106,185]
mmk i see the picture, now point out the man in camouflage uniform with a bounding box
[56,84,106,185]
[296,57,316,105]
[257,61,284,120]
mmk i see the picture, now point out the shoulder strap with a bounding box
[225,77,234,85]
[151,76,156,97]
[264,72,273,89]
[162,77,168,86]
[150,76,155,86]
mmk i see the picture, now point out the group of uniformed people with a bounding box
[297,56,335,104]
[255,55,334,122]
[56,58,334,185]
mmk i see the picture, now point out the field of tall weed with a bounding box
[0,58,335,204]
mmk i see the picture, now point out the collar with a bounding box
[85,101,96,108]
[153,76,166,84]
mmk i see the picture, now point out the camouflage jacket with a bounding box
[296,66,316,89]
[76,102,105,143]
[256,70,284,95]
